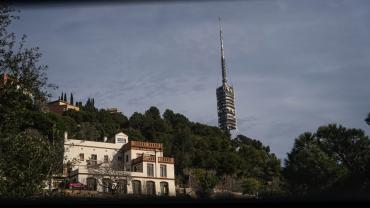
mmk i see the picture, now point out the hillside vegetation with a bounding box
[53,101,283,197]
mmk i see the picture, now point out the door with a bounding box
[146,181,156,196]
[132,180,142,195]
[160,182,169,196]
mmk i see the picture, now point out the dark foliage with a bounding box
[0,3,64,197]
[284,124,370,197]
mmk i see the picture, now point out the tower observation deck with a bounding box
[216,18,237,133]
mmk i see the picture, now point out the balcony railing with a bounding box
[158,157,174,164]
[131,156,174,164]
[131,155,156,164]
[122,140,163,151]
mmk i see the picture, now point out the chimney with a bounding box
[64,131,68,140]
[104,136,107,142]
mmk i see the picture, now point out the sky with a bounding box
[9,0,370,160]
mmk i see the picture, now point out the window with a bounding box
[118,156,122,161]
[160,164,167,177]
[91,154,97,165]
[146,181,156,196]
[132,180,142,195]
[147,163,154,177]
[116,137,124,143]
[160,182,169,196]
[104,155,109,163]
[79,153,84,161]
[125,155,129,162]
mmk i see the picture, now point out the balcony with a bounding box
[158,157,175,164]
[131,156,175,164]
[131,155,156,164]
[122,140,163,151]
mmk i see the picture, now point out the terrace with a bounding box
[122,140,163,151]
[132,155,174,165]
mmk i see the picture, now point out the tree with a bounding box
[163,109,189,129]
[129,112,144,130]
[141,106,165,140]
[217,152,240,176]
[145,106,161,120]
[0,129,63,197]
[190,169,218,198]
[83,97,96,112]
[242,178,262,197]
[111,112,129,129]
[0,4,63,197]
[231,134,282,195]
[63,93,67,102]
[0,3,50,137]
[70,92,73,105]
[171,124,193,177]
[366,113,370,126]
[284,125,370,196]
[316,124,370,193]
[77,122,100,141]
[283,132,344,196]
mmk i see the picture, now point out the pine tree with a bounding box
[64,93,67,102]
[70,93,74,105]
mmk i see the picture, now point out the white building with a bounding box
[63,132,176,196]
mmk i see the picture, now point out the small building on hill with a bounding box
[47,99,80,114]
[106,108,120,114]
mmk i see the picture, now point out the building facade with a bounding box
[63,132,176,196]
[216,18,237,133]
[47,100,80,115]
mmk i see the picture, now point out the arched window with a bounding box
[146,181,156,196]
[160,182,169,196]
[102,178,112,193]
[86,177,97,191]
[117,179,127,194]
[132,180,142,195]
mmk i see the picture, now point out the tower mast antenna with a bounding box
[219,17,227,85]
